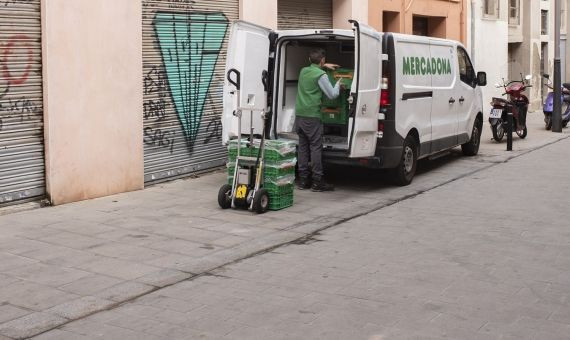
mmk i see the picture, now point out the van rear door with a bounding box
[222,21,274,144]
[348,21,382,158]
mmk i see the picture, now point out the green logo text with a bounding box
[403,57,452,76]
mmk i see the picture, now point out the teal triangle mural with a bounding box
[154,12,229,148]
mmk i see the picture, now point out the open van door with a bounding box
[222,21,274,144]
[348,21,382,158]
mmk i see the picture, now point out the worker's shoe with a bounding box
[297,178,311,190]
[311,180,334,192]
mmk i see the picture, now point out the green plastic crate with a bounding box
[264,149,295,163]
[268,193,294,210]
[264,182,294,197]
[264,164,295,179]
[321,68,354,125]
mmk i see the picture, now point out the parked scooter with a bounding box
[489,74,532,142]
[542,74,570,130]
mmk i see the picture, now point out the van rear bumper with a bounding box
[322,146,402,169]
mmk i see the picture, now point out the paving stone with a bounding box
[0,281,78,311]
[94,281,155,302]
[38,232,106,250]
[46,296,114,320]
[5,263,90,287]
[73,256,160,280]
[135,269,193,288]
[58,274,123,296]
[32,328,94,340]
[0,305,30,324]
[0,312,67,339]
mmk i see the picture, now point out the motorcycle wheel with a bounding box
[516,126,528,139]
[563,120,568,128]
[492,123,504,142]
[545,115,552,130]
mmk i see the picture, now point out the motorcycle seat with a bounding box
[492,97,510,105]
[563,83,570,90]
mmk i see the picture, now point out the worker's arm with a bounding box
[318,74,341,100]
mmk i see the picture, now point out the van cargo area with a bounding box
[274,36,355,149]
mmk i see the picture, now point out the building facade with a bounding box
[0,0,474,207]
[368,0,467,44]
[469,0,568,111]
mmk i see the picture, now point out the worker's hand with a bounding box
[323,63,340,70]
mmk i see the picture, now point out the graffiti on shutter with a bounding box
[143,0,236,183]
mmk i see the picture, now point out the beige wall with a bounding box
[368,0,467,44]
[240,0,278,29]
[41,0,144,205]
[333,0,369,29]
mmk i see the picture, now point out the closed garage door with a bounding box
[142,0,238,183]
[278,0,333,30]
[0,0,44,205]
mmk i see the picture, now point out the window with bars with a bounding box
[483,0,500,19]
[509,0,520,25]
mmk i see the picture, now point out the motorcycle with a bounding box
[489,74,531,142]
[542,74,570,130]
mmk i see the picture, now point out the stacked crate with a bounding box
[227,139,296,210]
[321,68,354,125]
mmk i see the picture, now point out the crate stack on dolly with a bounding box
[321,68,354,125]
[227,139,296,211]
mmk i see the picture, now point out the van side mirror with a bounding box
[477,72,487,87]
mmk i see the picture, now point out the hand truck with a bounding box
[218,68,270,214]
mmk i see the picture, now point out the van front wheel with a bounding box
[461,118,482,156]
[392,135,418,186]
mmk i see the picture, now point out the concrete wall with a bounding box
[240,0,278,29]
[333,0,369,29]
[41,0,144,205]
[471,0,509,112]
[368,0,466,44]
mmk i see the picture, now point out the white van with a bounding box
[222,21,487,185]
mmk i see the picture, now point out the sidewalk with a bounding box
[0,112,568,339]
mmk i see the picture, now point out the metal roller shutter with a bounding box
[0,0,44,205]
[142,0,238,183]
[278,0,333,30]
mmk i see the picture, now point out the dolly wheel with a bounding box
[252,189,270,214]
[218,184,232,209]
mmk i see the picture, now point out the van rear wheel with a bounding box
[392,135,418,186]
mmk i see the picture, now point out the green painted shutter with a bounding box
[142,0,238,183]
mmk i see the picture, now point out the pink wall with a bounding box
[240,0,278,29]
[41,0,144,205]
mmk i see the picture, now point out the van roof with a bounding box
[277,28,353,38]
[386,32,464,48]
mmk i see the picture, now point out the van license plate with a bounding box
[489,109,503,119]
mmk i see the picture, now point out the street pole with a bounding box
[507,112,513,151]
[552,0,562,132]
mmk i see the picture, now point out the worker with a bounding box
[295,48,343,192]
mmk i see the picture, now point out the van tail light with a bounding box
[379,77,390,108]
[380,90,390,107]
